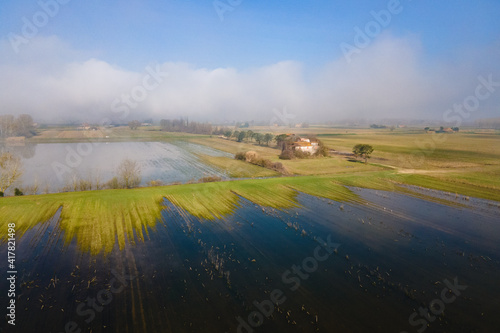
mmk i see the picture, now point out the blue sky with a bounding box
[0,0,499,122]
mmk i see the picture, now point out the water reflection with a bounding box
[0,142,36,159]
[1,141,232,193]
[1,189,499,332]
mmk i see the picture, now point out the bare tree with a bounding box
[32,176,39,195]
[128,120,141,130]
[0,152,23,195]
[117,159,141,188]
[15,114,36,137]
[42,182,50,194]
[71,173,79,192]
[0,115,15,138]
[94,169,103,190]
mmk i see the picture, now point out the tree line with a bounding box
[0,154,143,197]
[0,114,36,138]
[159,118,213,134]
[223,129,275,145]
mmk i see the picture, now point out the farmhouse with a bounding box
[286,136,320,153]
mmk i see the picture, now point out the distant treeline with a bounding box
[160,118,213,134]
[475,118,500,129]
[0,114,36,138]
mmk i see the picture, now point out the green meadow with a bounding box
[2,170,498,255]
[1,126,499,255]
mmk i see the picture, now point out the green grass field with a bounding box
[192,128,500,198]
[2,125,499,255]
[2,169,499,254]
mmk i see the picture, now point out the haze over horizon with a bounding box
[0,0,499,124]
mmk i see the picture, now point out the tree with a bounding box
[263,133,274,146]
[253,133,264,145]
[352,144,374,164]
[0,115,15,138]
[237,131,246,142]
[116,159,141,188]
[0,152,23,194]
[128,120,141,130]
[14,114,36,137]
[246,130,254,142]
[314,140,329,157]
[224,130,232,138]
[274,134,288,151]
[279,149,294,160]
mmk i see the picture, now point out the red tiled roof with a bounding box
[293,142,312,147]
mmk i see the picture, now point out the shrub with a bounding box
[0,191,3,197]
[253,158,273,168]
[147,180,164,187]
[271,162,289,174]
[314,143,329,157]
[262,159,274,168]
[106,177,121,189]
[199,176,222,183]
[14,188,23,196]
[272,162,284,170]
[293,149,310,159]
[245,151,259,163]
[78,179,92,191]
[279,149,295,160]
[235,152,246,161]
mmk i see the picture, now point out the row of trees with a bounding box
[225,130,275,145]
[0,114,36,138]
[370,124,395,131]
[58,159,142,193]
[424,126,459,133]
[0,153,142,197]
[160,118,213,134]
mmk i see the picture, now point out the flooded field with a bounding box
[1,188,499,332]
[1,141,232,192]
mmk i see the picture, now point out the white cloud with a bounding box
[0,34,498,124]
